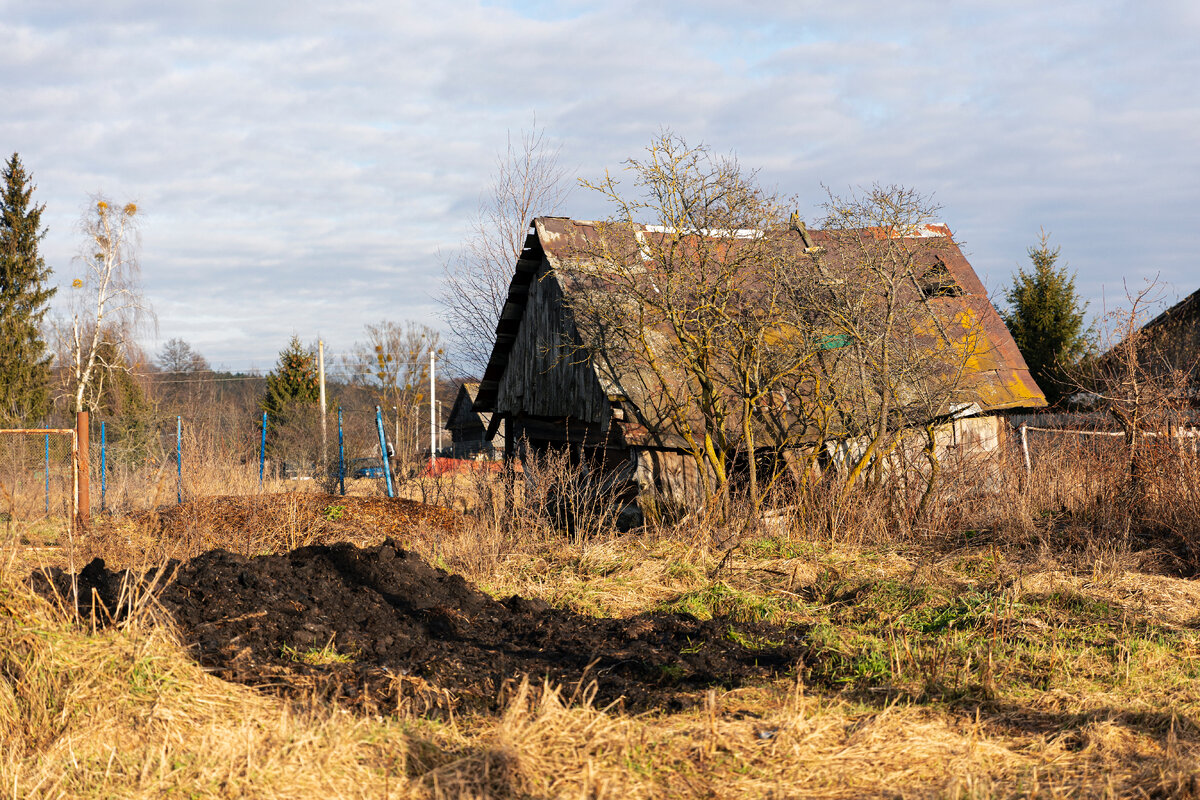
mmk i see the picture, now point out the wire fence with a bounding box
[0,404,472,540]
[0,428,78,544]
[10,400,1190,545]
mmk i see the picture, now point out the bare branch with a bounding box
[440,123,571,373]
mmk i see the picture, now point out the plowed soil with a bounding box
[36,540,806,713]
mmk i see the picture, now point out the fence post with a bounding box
[259,411,267,489]
[337,407,345,497]
[1020,423,1032,481]
[375,406,395,498]
[100,421,106,512]
[76,411,89,529]
[176,416,183,505]
[318,339,327,477]
[43,423,49,516]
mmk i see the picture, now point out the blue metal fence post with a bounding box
[337,408,345,496]
[259,411,267,489]
[100,421,106,512]
[43,423,49,515]
[176,416,183,505]
[374,406,394,498]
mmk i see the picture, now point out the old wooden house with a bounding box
[473,216,1046,519]
[444,382,502,458]
[1139,287,1200,380]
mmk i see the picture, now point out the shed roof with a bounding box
[475,217,1045,422]
[1144,287,1200,333]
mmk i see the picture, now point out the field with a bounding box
[4,438,1200,798]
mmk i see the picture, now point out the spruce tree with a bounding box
[1003,231,1092,405]
[260,335,321,467]
[0,153,56,424]
[262,335,319,417]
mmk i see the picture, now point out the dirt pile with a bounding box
[35,540,805,712]
[88,495,462,564]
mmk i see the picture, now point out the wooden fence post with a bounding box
[76,411,89,529]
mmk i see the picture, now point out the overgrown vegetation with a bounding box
[4,424,1200,797]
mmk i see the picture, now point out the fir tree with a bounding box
[261,335,322,467]
[0,153,56,424]
[262,335,319,417]
[1003,231,1092,405]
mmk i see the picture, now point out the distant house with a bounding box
[1137,287,1200,379]
[444,382,502,458]
[473,216,1045,518]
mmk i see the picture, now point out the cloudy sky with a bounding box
[3,0,1197,374]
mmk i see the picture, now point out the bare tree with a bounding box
[805,185,981,506]
[567,135,984,520]
[1081,280,1196,493]
[569,132,815,515]
[156,337,210,374]
[341,320,441,466]
[61,196,153,414]
[440,124,571,373]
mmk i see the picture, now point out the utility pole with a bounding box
[429,349,436,467]
[318,339,327,475]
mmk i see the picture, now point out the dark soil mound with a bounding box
[35,540,805,712]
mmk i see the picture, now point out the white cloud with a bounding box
[1,0,1197,369]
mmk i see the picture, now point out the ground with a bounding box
[5,490,1200,798]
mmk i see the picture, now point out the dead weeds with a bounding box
[8,463,1200,797]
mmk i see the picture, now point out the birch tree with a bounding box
[63,197,152,414]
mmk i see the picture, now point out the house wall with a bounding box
[495,263,610,425]
[625,415,1012,520]
[1147,313,1200,378]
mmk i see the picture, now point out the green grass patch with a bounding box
[281,640,357,666]
[664,558,702,584]
[661,581,793,624]
[903,591,997,634]
[742,535,813,560]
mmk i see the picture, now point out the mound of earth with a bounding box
[97,495,462,563]
[35,541,805,712]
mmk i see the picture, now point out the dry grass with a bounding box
[6,432,1200,797]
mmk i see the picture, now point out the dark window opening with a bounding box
[918,257,963,298]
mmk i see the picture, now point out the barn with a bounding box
[473,216,1046,520]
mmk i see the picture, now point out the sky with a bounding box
[3,0,1197,375]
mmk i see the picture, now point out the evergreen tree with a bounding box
[0,153,56,424]
[262,335,319,417]
[1003,231,1092,405]
[88,334,157,466]
[260,335,322,467]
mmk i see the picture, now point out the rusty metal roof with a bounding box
[475,217,1045,420]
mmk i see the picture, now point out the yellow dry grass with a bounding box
[6,432,1200,797]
